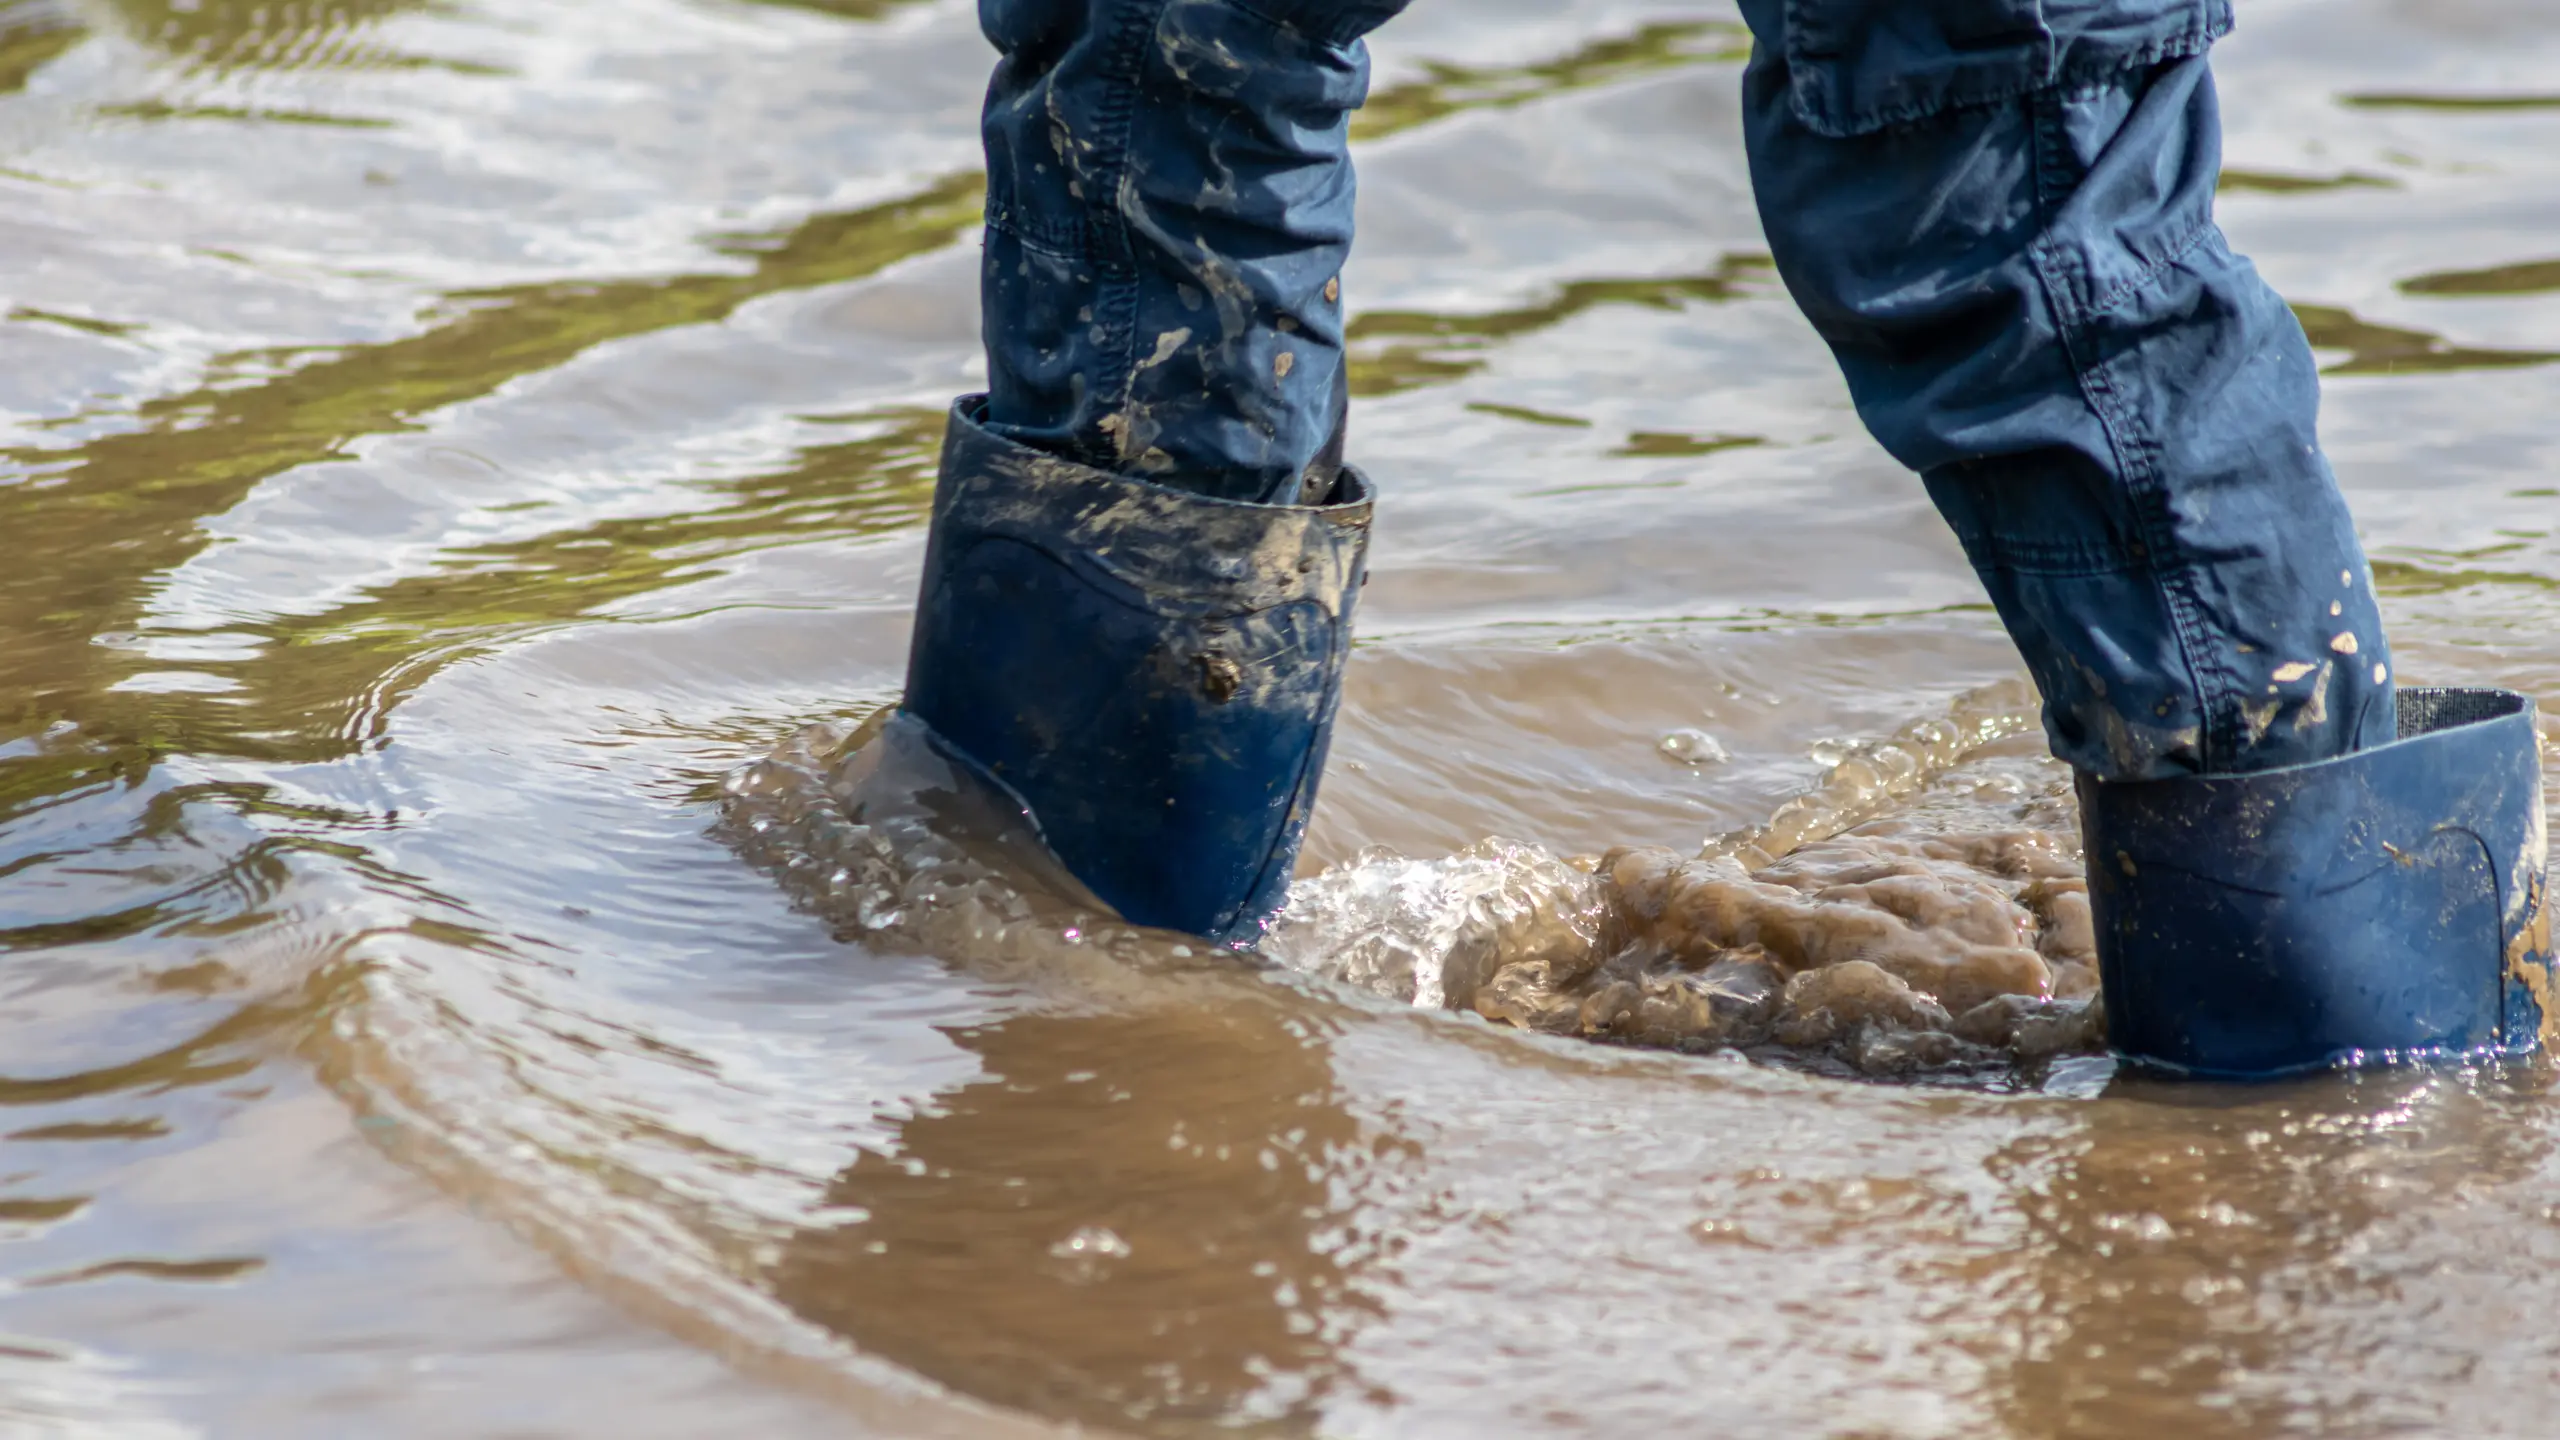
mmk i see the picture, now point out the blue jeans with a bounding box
[971,0,2396,781]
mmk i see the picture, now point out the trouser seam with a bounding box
[1945,527,2143,575]
[2025,88,2237,771]
[1083,0,1165,465]
[985,206,1088,260]
[1223,0,1363,45]
[2083,200,2223,325]
[2048,293,2239,769]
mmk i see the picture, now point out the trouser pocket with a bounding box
[1776,0,2231,135]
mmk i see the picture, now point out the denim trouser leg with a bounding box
[975,0,2395,782]
[978,0,1412,505]
[1733,0,2395,781]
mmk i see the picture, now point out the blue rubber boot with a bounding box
[2083,687,2555,1078]
[899,397,1374,945]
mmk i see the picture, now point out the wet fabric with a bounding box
[1737,0,2394,781]
[976,0,1407,504]
[965,0,2395,781]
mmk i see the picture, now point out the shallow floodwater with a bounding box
[4,0,2560,1434]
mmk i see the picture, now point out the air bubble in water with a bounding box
[1657,729,1731,765]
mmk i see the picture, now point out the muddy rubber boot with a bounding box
[899,397,1374,946]
[2080,687,2554,1078]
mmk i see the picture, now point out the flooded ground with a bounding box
[3,0,2560,1434]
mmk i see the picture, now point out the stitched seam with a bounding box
[1953,108,2139,580]
[2024,86,2235,769]
[1951,533,2143,575]
[2029,62,2063,234]
[1220,0,1309,38]
[1791,9,2231,137]
[984,203,1091,259]
[2083,214,2219,322]
[1082,0,1168,460]
[1220,0,1374,48]
[1833,30,2217,135]
[2076,337,2237,767]
[1316,12,1378,47]
[1086,0,1159,283]
[1221,0,1295,29]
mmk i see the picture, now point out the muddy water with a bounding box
[3,0,2560,1434]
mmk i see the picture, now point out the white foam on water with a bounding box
[1265,680,2109,1082]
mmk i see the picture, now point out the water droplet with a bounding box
[1061,1225,1127,1257]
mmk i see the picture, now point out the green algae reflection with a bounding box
[226,406,947,756]
[2218,168,2398,196]
[0,2,83,94]
[2370,546,2558,599]
[0,173,983,773]
[105,0,439,74]
[2341,91,2560,112]
[726,0,936,19]
[0,10,1773,832]
[2402,258,2560,298]
[1610,430,1764,459]
[1348,256,1777,398]
[1352,19,1748,142]
[2291,303,2560,376]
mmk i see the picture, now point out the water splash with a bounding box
[723,683,2105,1084]
[1265,681,2106,1082]
[1252,838,1609,1014]
[716,707,1221,998]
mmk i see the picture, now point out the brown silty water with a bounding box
[3,0,2560,1435]
[1261,678,2108,1079]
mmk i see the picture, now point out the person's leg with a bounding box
[1730,0,2551,1076]
[1732,0,2391,782]
[979,0,1408,504]
[901,0,1410,944]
